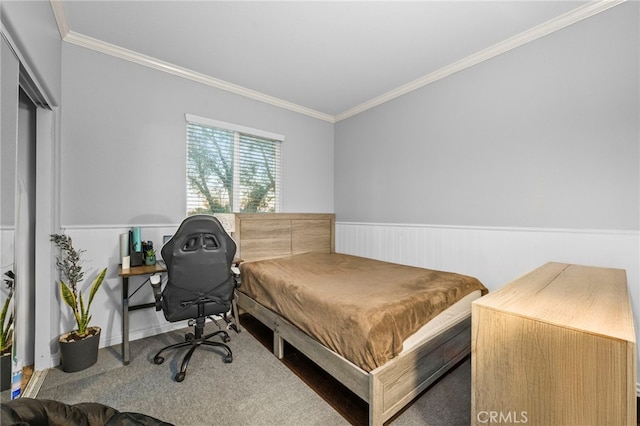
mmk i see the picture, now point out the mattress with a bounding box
[239,252,488,371]
[400,289,482,354]
[313,289,483,368]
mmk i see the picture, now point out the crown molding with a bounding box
[49,0,69,40]
[50,0,624,124]
[61,30,335,123]
[334,0,627,122]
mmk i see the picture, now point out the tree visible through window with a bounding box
[186,116,282,215]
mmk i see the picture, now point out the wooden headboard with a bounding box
[233,213,335,262]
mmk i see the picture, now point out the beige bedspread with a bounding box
[239,252,488,371]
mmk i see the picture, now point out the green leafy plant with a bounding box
[144,248,157,266]
[51,234,107,340]
[0,270,14,354]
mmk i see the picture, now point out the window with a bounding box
[186,114,282,215]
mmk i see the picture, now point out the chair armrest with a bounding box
[231,266,241,288]
[150,274,162,311]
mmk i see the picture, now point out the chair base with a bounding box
[153,328,233,382]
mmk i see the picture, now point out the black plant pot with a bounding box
[59,327,101,373]
[0,352,11,391]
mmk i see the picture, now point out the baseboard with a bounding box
[100,320,189,349]
[22,369,47,398]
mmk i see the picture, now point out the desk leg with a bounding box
[232,290,241,333]
[122,276,130,365]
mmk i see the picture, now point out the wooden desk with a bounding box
[118,262,167,365]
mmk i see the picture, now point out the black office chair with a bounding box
[151,215,238,382]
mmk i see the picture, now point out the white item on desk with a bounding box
[213,213,235,233]
[119,233,129,258]
[122,256,130,270]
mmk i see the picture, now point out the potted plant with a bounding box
[51,234,107,372]
[144,248,156,266]
[1,270,14,391]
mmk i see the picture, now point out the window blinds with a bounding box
[186,115,282,214]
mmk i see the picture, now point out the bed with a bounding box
[233,213,488,425]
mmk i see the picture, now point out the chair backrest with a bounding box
[160,215,237,322]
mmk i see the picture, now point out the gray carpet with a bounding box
[34,323,471,425]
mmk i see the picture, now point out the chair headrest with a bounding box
[161,215,236,265]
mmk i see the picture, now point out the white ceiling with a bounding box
[57,1,614,121]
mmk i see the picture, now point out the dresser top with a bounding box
[473,262,636,343]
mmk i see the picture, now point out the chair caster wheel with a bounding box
[224,355,233,363]
[185,333,194,342]
[223,335,231,343]
[175,372,186,382]
[154,356,164,365]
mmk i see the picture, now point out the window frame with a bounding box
[185,113,283,214]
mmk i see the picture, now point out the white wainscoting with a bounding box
[335,221,640,395]
[46,223,640,394]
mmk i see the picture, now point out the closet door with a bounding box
[15,88,37,369]
[1,34,19,371]
[2,27,58,374]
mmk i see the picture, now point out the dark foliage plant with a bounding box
[51,234,107,339]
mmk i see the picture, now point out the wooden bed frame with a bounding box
[233,213,472,426]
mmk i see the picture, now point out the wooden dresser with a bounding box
[471,262,636,426]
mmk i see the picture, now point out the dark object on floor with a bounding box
[59,327,101,373]
[151,215,239,382]
[0,398,173,425]
[0,354,10,392]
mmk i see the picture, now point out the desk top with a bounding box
[118,259,242,277]
[118,262,166,277]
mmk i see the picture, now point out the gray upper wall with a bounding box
[1,1,62,227]
[4,1,639,230]
[1,1,62,106]
[335,2,639,230]
[60,44,334,226]
[1,36,19,228]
